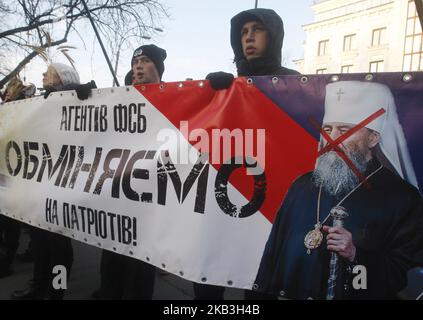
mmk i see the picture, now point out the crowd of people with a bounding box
[0,8,422,300]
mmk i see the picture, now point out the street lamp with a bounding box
[81,0,120,86]
[81,0,164,86]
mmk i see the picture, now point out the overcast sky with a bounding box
[18,0,314,88]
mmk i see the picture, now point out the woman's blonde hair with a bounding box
[5,76,25,101]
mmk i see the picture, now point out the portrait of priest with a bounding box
[253,81,423,300]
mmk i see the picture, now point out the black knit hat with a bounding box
[131,44,167,80]
[124,70,134,85]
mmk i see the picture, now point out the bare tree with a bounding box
[0,1,10,13]
[0,0,168,88]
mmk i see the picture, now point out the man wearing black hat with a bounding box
[207,8,299,90]
[125,44,167,86]
[97,44,166,300]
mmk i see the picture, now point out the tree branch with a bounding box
[1,0,168,86]
[0,38,67,88]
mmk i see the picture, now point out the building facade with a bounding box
[294,0,423,74]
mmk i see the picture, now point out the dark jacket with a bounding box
[230,8,300,76]
[53,83,80,92]
[43,82,80,99]
[254,160,423,299]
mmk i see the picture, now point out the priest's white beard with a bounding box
[312,149,368,196]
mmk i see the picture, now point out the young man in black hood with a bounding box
[207,8,299,90]
[194,9,295,300]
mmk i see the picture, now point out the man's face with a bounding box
[132,56,160,84]
[321,122,378,161]
[42,66,62,89]
[241,21,269,61]
[313,122,379,195]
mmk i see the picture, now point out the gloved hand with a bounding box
[75,80,97,100]
[206,72,234,90]
[22,84,36,98]
[44,87,57,99]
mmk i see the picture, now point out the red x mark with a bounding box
[309,108,386,186]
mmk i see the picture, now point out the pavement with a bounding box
[0,229,244,300]
[1,229,422,300]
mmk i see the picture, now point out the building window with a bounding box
[318,40,329,56]
[341,65,354,73]
[371,28,386,46]
[369,60,384,72]
[343,34,356,51]
[403,0,423,71]
[316,68,327,74]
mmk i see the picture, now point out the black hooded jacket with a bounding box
[230,8,300,76]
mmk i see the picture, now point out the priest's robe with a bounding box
[254,161,423,299]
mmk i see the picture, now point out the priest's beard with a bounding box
[312,148,369,196]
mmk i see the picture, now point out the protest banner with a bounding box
[0,73,422,294]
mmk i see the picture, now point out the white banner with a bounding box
[0,84,271,289]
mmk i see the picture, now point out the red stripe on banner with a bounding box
[138,79,317,223]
